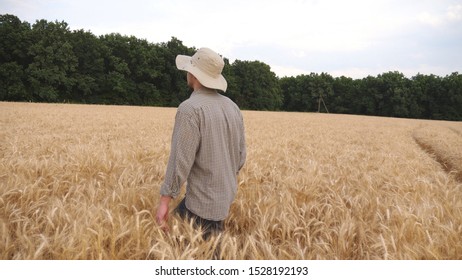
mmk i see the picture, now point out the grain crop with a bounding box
[1,102,461,259]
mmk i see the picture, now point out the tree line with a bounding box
[1,14,461,120]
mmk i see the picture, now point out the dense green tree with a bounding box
[0,14,32,100]
[26,19,77,102]
[68,29,105,103]
[376,71,411,117]
[280,76,301,111]
[231,60,282,110]
[331,76,357,114]
[0,14,31,66]
[354,76,377,115]
[222,57,238,103]
[279,73,333,112]
[1,14,461,120]
[311,72,334,113]
[158,38,195,106]
[411,74,443,119]
[440,73,462,120]
[0,62,29,100]
[98,34,137,104]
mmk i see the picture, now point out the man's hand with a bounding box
[156,196,172,232]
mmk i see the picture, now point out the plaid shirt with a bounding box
[160,88,246,221]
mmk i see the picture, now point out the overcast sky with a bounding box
[2,0,462,78]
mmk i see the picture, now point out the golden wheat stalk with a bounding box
[1,102,461,259]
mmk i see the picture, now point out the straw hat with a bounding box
[176,47,227,92]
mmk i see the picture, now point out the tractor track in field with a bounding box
[412,126,462,183]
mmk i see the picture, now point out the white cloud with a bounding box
[418,11,444,27]
[417,3,462,27]
[447,4,462,21]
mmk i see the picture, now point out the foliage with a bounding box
[230,60,282,110]
[1,14,461,120]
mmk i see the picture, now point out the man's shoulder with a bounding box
[218,94,242,113]
[177,100,196,117]
[224,95,240,108]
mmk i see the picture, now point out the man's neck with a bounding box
[192,83,205,91]
[193,84,205,91]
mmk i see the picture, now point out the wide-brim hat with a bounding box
[176,47,228,92]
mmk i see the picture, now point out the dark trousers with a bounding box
[174,197,223,240]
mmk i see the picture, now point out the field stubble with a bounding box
[1,102,461,259]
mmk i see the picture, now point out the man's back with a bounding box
[161,88,246,221]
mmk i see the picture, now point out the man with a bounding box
[156,47,246,239]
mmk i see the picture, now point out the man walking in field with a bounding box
[156,47,246,239]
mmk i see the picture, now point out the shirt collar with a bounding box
[192,88,218,97]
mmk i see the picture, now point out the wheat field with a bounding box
[1,102,461,260]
